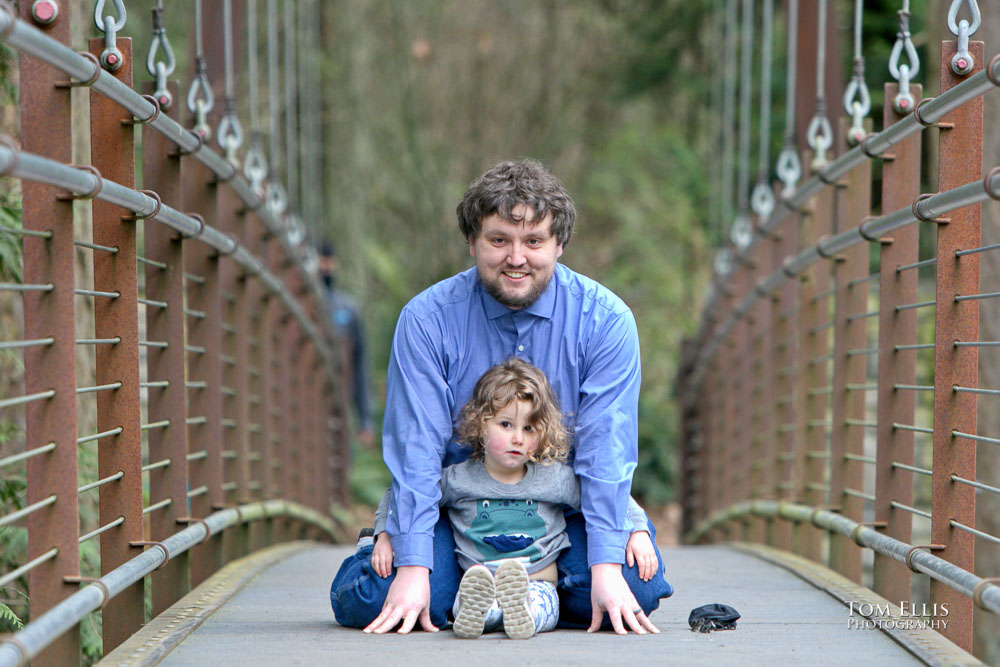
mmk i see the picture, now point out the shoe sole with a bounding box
[495,560,534,639]
[453,566,495,639]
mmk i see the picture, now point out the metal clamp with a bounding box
[122,189,162,222]
[780,257,799,280]
[98,14,124,72]
[952,19,974,75]
[912,97,951,129]
[180,213,206,240]
[0,633,30,664]
[122,94,161,126]
[858,217,885,243]
[0,135,20,176]
[56,164,102,201]
[63,575,112,608]
[171,130,205,158]
[176,516,213,544]
[903,544,944,573]
[850,521,887,547]
[983,166,1000,201]
[815,236,838,260]
[129,540,171,570]
[987,54,1000,89]
[912,193,949,224]
[55,52,101,88]
[216,233,240,257]
[972,577,1000,611]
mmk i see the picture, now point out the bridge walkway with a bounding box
[99,542,979,666]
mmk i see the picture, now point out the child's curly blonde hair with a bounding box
[457,357,570,464]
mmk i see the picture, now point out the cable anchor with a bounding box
[889,7,919,114]
[146,1,176,108]
[775,144,801,196]
[807,107,833,171]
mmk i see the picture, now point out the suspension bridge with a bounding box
[0,0,998,664]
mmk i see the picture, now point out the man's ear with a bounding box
[556,243,564,258]
[469,237,476,257]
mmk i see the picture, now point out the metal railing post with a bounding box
[747,235,773,543]
[873,82,923,606]
[87,36,145,652]
[18,4,81,662]
[183,161,225,586]
[141,79,192,616]
[828,120,872,583]
[931,40,983,652]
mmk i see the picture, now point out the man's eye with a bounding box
[526,239,541,247]
[490,238,505,245]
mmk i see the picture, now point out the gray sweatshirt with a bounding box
[374,459,649,575]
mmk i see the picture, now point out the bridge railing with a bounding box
[0,2,349,664]
[679,0,1000,656]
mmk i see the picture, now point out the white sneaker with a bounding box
[495,559,534,639]
[453,565,495,639]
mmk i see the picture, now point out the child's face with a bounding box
[481,399,540,477]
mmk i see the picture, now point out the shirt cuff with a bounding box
[388,532,435,569]
[586,529,631,566]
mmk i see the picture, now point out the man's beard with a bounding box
[481,271,550,310]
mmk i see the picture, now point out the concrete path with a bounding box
[107,543,962,666]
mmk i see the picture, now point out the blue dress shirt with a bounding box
[382,263,640,569]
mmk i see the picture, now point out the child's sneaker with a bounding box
[453,565,495,639]
[495,559,534,639]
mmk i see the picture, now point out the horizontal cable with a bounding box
[141,458,171,472]
[951,475,1000,496]
[0,442,56,468]
[140,380,169,389]
[187,485,208,498]
[0,226,51,238]
[74,288,119,298]
[221,386,236,397]
[847,310,880,322]
[136,255,167,269]
[895,301,935,312]
[220,291,236,304]
[185,345,206,354]
[75,337,120,345]
[0,389,56,410]
[956,242,1000,257]
[186,450,208,461]
[847,272,880,287]
[140,419,170,432]
[0,546,58,589]
[845,384,877,391]
[221,482,237,492]
[220,355,236,366]
[952,430,1000,446]
[222,450,237,459]
[74,240,117,254]
[0,282,53,292]
[142,498,172,515]
[184,272,206,285]
[78,516,124,544]
[0,494,57,529]
[248,481,262,491]
[0,337,54,350]
[954,386,1000,396]
[807,420,830,429]
[77,471,124,494]
[776,453,796,462]
[842,488,875,502]
[955,341,1000,347]
[247,452,261,461]
[896,257,937,272]
[956,291,1000,303]
[139,340,168,348]
[890,500,931,519]
[186,381,207,389]
[806,450,830,459]
[806,483,829,492]
[186,416,207,425]
[892,423,933,434]
[895,343,935,351]
[807,387,832,396]
[894,384,934,392]
[138,297,168,309]
[892,461,932,476]
[77,426,123,445]
[221,419,237,429]
[808,354,833,366]
[847,348,878,356]
[810,288,836,303]
[845,419,877,428]
[844,453,876,464]
[220,322,237,335]
[950,520,1000,546]
[76,382,121,395]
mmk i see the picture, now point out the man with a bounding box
[330,159,672,635]
[319,242,374,446]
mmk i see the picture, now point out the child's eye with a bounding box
[524,425,534,432]
[499,421,511,428]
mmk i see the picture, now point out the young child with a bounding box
[371,357,659,639]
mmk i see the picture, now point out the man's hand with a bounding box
[625,531,656,582]
[587,562,660,635]
[371,532,394,578]
[363,565,438,634]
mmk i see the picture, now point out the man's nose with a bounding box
[507,244,526,266]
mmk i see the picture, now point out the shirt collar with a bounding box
[479,268,558,320]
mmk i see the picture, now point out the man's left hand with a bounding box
[587,562,660,635]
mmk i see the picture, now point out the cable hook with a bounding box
[775,144,801,196]
[243,135,269,194]
[266,180,288,216]
[951,19,974,75]
[751,182,775,219]
[97,14,124,71]
[146,3,176,78]
[947,0,980,36]
[93,0,126,32]
[807,112,833,170]
[730,214,754,248]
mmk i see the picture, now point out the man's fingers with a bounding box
[586,607,603,633]
[418,607,439,633]
[639,611,660,634]
[364,607,398,634]
[608,608,627,635]
[397,609,419,634]
[624,608,648,635]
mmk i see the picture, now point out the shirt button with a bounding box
[517,344,524,352]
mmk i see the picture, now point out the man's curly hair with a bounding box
[457,357,570,465]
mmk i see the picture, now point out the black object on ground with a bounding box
[688,603,740,633]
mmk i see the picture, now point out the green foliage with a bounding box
[0,601,24,632]
[0,192,22,283]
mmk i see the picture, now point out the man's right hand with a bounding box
[362,565,438,634]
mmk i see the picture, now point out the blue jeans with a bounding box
[329,510,673,630]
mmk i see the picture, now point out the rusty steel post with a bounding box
[141,79,191,615]
[19,4,81,663]
[773,204,800,551]
[733,264,753,540]
[182,160,225,586]
[88,37,145,652]
[931,41,983,652]
[799,185,833,562]
[747,235,773,544]
[873,82,922,606]
[828,121,872,583]
[218,186,250,560]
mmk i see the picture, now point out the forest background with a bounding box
[1,0,1000,662]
